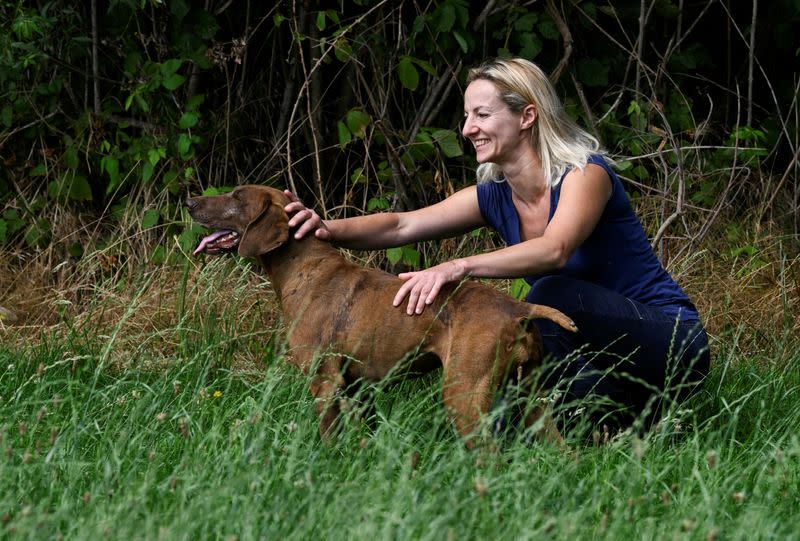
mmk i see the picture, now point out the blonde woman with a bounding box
[285,58,709,427]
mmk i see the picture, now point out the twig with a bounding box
[0,111,58,147]
[284,0,391,196]
[409,60,461,145]
[296,14,326,216]
[472,0,498,30]
[571,72,598,139]
[546,0,573,83]
[635,0,646,98]
[747,0,757,127]
[91,0,100,114]
[761,143,800,221]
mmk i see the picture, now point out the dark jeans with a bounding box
[525,276,710,428]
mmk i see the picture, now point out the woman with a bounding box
[285,58,710,428]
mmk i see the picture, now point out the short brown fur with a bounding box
[187,185,577,447]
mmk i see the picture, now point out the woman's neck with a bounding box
[501,148,548,203]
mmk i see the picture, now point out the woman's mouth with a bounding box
[473,139,490,149]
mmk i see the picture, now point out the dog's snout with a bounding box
[185,198,199,211]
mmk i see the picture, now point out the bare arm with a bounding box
[394,164,613,313]
[284,186,485,249]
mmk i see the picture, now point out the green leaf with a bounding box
[436,4,456,32]
[150,244,166,265]
[510,279,531,300]
[179,111,199,129]
[64,147,79,170]
[350,167,366,184]
[68,174,93,201]
[412,58,437,77]
[386,247,402,265]
[178,134,192,158]
[0,220,7,243]
[186,94,205,111]
[514,12,538,32]
[538,18,560,40]
[141,161,155,183]
[397,57,419,91]
[147,148,164,166]
[163,74,186,90]
[401,246,420,268]
[334,38,353,62]
[337,121,351,149]
[160,58,183,78]
[178,228,199,254]
[30,163,47,176]
[102,156,121,194]
[193,9,220,40]
[367,197,390,211]
[452,31,468,53]
[0,106,11,128]
[345,109,370,138]
[142,209,160,229]
[518,32,543,60]
[316,11,327,31]
[432,129,463,158]
[325,10,340,24]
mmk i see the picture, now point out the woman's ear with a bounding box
[520,103,537,130]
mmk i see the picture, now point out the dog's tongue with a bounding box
[194,230,234,255]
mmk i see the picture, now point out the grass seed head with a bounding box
[473,476,488,497]
[706,450,718,469]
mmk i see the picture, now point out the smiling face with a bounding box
[462,79,536,166]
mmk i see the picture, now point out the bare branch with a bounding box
[546,0,573,83]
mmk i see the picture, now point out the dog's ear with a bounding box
[238,191,289,257]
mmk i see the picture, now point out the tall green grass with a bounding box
[2,262,799,540]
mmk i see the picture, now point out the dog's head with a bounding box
[186,185,290,258]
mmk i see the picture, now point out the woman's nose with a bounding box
[462,117,476,137]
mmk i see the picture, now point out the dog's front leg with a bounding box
[308,355,346,439]
[441,369,495,449]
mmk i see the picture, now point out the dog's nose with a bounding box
[185,198,198,210]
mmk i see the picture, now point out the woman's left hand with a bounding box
[393,260,467,315]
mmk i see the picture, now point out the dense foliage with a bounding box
[1,0,798,264]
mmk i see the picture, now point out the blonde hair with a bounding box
[466,58,604,187]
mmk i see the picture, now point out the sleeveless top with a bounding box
[476,155,699,320]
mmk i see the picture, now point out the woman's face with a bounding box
[462,79,533,165]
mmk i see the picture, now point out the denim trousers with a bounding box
[525,275,711,426]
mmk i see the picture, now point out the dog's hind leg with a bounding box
[440,341,508,448]
[308,354,347,439]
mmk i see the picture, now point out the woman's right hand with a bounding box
[283,190,332,241]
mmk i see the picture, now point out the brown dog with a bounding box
[187,185,577,447]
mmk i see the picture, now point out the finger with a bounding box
[416,286,433,314]
[425,282,441,305]
[283,190,299,202]
[314,227,331,240]
[393,281,412,307]
[295,217,318,239]
[285,203,306,218]
[406,287,422,315]
[397,272,416,281]
[287,208,311,228]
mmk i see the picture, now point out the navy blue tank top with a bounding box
[476,155,698,320]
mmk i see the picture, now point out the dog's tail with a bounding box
[525,304,578,333]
